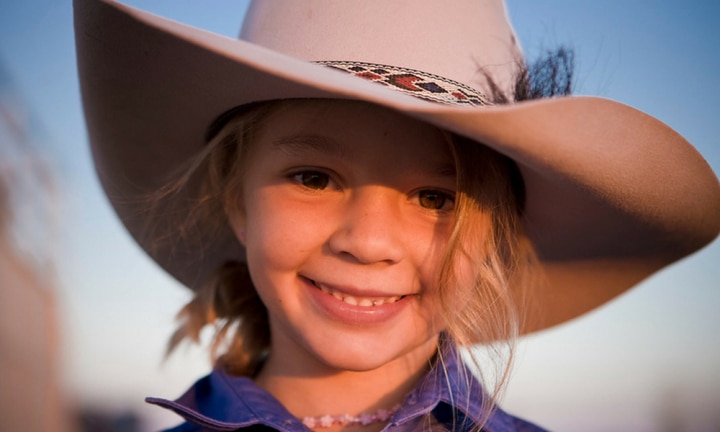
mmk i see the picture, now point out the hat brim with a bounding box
[74,0,720,334]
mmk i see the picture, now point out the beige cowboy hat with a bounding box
[74,0,720,334]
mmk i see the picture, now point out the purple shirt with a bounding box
[147,348,547,432]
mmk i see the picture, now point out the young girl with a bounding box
[74,0,720,431]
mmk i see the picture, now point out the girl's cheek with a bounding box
[247,200,325,259]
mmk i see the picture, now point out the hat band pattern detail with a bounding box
[315,61,492,107]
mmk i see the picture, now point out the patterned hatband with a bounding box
[315,61,492,107]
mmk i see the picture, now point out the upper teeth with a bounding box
[316,283,402,307]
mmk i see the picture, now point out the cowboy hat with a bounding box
[74,0,720,334]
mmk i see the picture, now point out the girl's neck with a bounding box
[254,336,439,431]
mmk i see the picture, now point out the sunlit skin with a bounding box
[229,101,459,429]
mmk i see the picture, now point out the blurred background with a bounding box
[0,1,718,431]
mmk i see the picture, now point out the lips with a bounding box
[303,276,410,325]
[312,280,404,307]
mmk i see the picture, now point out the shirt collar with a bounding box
[399,347,529,432]
[147,344,531,432]
[147,371,304,431]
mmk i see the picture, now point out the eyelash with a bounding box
[292,170,332,190]
[417,189,455,212]
[290,170,455,212]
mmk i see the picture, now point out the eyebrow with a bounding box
[435,163,456,179]
[271,134,348,158]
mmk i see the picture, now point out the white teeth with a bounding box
[315,282,402,307]
[358,298,374,307]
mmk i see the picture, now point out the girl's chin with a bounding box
[299,332,440,374]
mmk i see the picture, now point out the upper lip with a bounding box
[303,276,410,299]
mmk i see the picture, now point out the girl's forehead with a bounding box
[252,100,454,162]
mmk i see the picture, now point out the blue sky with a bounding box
[1,1,719,431]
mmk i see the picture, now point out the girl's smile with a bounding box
[310,278,405,307]
[303,275,412,326]
[230,100,458,378]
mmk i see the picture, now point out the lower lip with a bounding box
[302,277,409,326]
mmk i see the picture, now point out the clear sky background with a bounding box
[1,1,719,431]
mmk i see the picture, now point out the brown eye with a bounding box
[294,171,330,190]
[418,190,453,210]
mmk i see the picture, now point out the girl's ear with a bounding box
[237,228,248,245]
[228,210,248,247]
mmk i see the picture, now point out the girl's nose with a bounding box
[327,187,405,265]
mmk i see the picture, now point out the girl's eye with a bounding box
[293,171,330,190]
[418,190,455,211]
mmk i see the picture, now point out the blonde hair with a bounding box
[163,102,279,376]
[436,132,537,427]
[165,99,538,427]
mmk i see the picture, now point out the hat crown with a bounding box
[240,0,523,98]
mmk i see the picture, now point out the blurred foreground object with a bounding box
[0,61,68,432]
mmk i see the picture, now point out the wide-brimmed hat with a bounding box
[74,0,720,334]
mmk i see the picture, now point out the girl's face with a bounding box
[231,101,457,374]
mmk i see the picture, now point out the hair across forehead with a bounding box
[212,98,521,202]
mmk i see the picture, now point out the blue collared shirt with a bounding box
[147,349,547,432]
